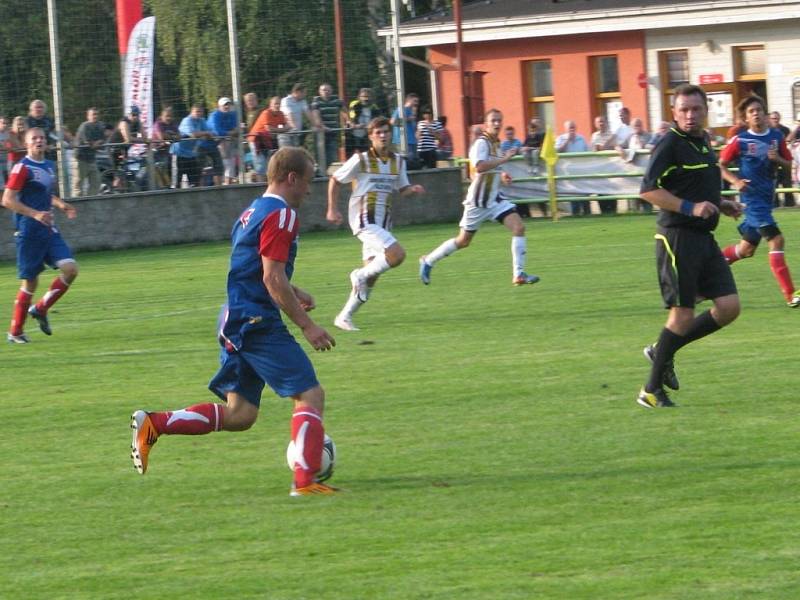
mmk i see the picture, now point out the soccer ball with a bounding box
[286,434,336,483]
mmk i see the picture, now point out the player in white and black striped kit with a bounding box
[327,117,425,331]
[419,108,540,286]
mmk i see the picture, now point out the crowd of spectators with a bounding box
[0,86,462,198]
[5,92,800,212]
[550,106,668,215]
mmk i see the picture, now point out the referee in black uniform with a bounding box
[637,84,744,408]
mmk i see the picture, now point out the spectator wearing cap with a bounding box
[208,97,240,184]
[107,105,146,183]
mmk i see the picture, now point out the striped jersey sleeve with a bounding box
[5,162,30,191]
[258,207,298,263]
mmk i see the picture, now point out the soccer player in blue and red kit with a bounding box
[719,95,800,307]
[2,127,78,344]
[130,147,340,496]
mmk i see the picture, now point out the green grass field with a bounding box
[1,212,799,599]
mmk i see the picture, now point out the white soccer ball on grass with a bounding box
[287,434,336,483]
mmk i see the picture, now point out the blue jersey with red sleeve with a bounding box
[720,128,791,213]
[5,156,57,238]
[220,194,299,348]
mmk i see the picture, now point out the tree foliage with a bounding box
[147,0,392,111]
[0,0,396,129]
[0,0,122,130]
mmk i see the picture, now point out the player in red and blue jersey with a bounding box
[2,127,78,344]
[720,95,800,307]
[130,147,340,496]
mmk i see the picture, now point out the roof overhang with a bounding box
[378,1,800,47]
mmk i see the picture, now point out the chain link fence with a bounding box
[0,0,420,199]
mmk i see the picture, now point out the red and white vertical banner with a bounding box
[123,16,156,134]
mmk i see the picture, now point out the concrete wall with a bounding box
[0,168,464,262]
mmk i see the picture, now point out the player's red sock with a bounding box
[35,276,70,314]
[9,288,33,335]
[149,403,224,435]
[769,251,796,301]
[722,245,741,264]
[290,406,324,488]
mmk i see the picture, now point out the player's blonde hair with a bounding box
[267,147,315,183]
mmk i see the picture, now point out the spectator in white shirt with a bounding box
[278,83,321,149]
[590,115,617,151]
[614,107,633,147]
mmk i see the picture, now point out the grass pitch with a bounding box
[1,211,799,599]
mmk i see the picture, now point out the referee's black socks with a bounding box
[645,311,721,392]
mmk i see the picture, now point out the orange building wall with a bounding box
[429,31,647,156]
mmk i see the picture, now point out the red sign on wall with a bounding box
[637,73,648,89]
[699,74,725,84]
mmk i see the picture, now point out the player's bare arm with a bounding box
[1,187,53,226]
[292,286,316,312]
[52,196,77,219]
[719,159,750,192]
[474,148,517,174]
[767,147,792,169]
[326,176,343,224]
[640,188,719,218]
[720,199,744,219]
[262,256,334,351]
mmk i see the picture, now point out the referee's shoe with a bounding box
[644,344,680,390]
[637,387,676,409]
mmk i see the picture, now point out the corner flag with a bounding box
[540,126,558,167]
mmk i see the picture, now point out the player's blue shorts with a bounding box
[741,196,776,229]
[739,200,779,244]
[15,229,74,280]
[208,322,319,407]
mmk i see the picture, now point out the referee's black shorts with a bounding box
[654,226,737,309]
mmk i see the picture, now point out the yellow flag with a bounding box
[540,125,558,167]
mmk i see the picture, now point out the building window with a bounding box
[525,60,554,128]
[658,49,689,121]
[464,71,486,126]
[734,45,766,81]
[592,55,621,126]
[663,50,689,88]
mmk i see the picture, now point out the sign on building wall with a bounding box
[699,73,724,84]
[707,92,733,128]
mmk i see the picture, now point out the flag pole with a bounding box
[540,126,559,221]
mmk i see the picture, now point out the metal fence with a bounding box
[0,0,418,199]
